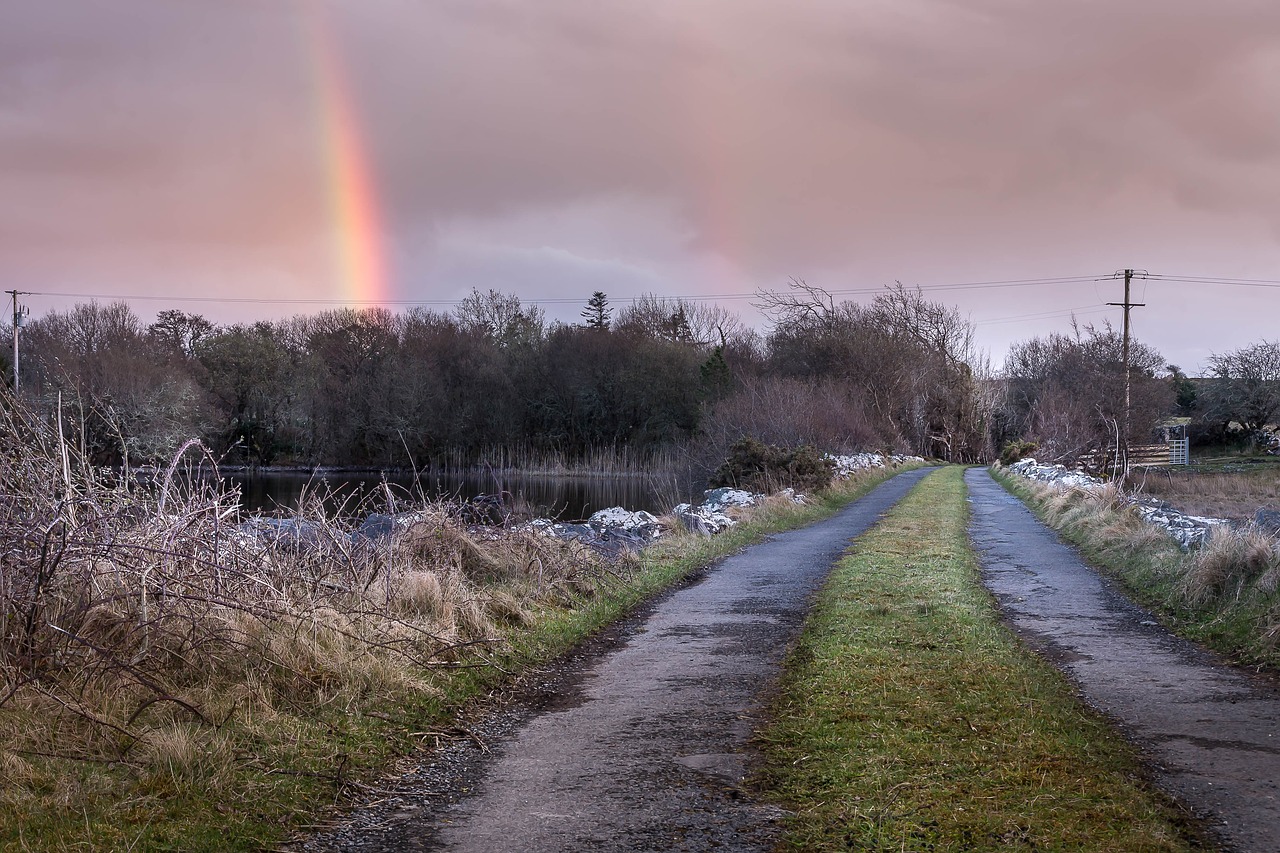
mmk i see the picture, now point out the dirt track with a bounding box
[303,467,934,852]
[967,468,1280,853]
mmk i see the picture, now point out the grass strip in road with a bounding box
[759,466,1204,852]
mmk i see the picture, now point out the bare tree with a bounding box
[456,288,546,347]
[1200,340,1280,435]
[1001,321,1171,462]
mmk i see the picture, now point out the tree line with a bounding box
[5,283,1277,475]
[998,322,1280,461]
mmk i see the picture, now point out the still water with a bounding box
[227,470,678,521]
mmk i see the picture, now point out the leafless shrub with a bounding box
[0,392,626,766]
[676,376,890,491]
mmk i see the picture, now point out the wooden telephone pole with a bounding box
[1107,270,1145,474]
[6,290,28,393]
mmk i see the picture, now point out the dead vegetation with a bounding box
[1132,466,1280,522]
[0,396,632,836]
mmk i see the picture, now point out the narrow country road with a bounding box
[305,467,934,853]
[966,468,1280,853]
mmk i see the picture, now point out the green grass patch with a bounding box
[0,466,915,852]
[759,467,1203,852]
[993,468,1280,672]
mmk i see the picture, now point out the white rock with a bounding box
[1005,458,1227,549]
[1008,458,1106,491]
[701,488,762,513]
[673,503,737,536]
[587,507,663,537]
[825,452,925,479]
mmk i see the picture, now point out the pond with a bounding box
[224,470,685,522]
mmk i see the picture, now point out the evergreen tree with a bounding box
[581,291,611,330]
[700,345,732,397]
[665,306,694,342]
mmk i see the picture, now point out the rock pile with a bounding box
[1004,458,1228,550]
[1133,502,1227,549]
[525,507,665,559]
[671,488,764,537]
[1006,459,1106,491]
[238,452,920,559]
[827,453,925,479]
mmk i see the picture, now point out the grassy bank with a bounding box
[0,398,915,852]
[759,467,1202,852]
[994,468,1280,671]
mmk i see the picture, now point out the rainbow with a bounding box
[303,2,390,305]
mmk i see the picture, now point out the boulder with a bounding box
[523,510,662,559]
[352,511,428,542]
[701,488,761,513]
[453,493,508,526]
[238,517,329,552]
[1254,508,1280,536]
[587,507,662,537]
[673,503,737,536]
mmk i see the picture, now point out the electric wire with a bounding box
[20,274,1106,308]
[973,305,1109,327]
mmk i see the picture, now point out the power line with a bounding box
[21,272,1280,308]
[973,305,1110,327]
[21,274,1105,309]
[1148,274,1280,288]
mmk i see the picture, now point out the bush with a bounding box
[999,439,1038,466]
[709,437,835,493]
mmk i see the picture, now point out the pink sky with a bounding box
[3,0,1279,371]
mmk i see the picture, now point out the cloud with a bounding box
[2,0,1280,366]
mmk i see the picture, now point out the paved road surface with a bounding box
[967,467,1280,852]
[308,467,935,852]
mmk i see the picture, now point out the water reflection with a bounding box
[227,471,680,521]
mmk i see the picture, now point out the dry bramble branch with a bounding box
[0,392,630,773]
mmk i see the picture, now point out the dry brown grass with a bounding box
[1182,529,1280,606]
[0,397,628,797]
[1133,467,1280,521]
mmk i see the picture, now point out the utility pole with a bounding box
[1107,270,1146,475]
[6,290,28,394]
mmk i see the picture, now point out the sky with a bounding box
[3,0,1280,372]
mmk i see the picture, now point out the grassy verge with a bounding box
[759,467,1203,852]
[0,443,916,852]
[993,468,1280,671]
